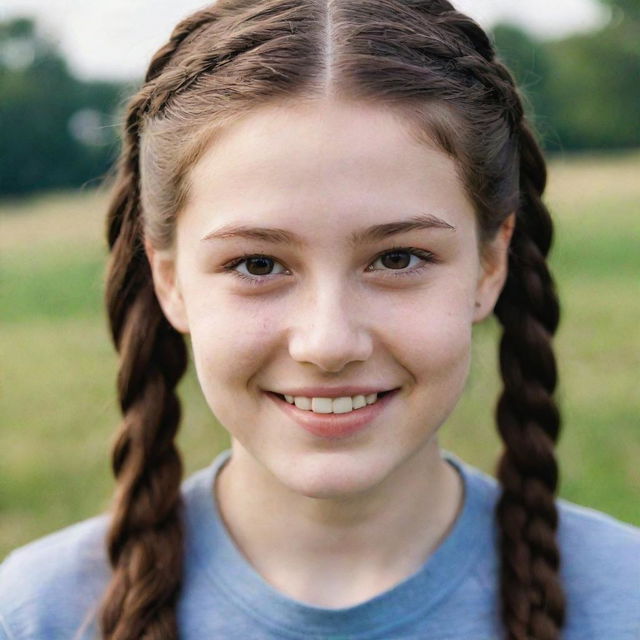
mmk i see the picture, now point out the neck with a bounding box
[214,439,464,608]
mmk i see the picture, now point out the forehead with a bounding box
[182,98,475,234]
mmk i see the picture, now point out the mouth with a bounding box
[264,388,400,439]
[267,387,400,414]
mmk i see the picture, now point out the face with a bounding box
[147,98,513,499]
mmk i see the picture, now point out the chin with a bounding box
[291,481,379,501]
[274,454,389,500]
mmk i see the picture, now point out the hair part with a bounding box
[102,1,564,638]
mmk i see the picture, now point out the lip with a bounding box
[271,386,394,398]
[265,388,399,440]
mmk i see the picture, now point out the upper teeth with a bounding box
[284,393,379,414]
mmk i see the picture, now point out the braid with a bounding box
[98,21,199,640]
[416,11,566,633]
[431,17,565,633]
[493,118,565,638]
[440,15,566,633]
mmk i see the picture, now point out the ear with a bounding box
[473,213,516,324]
[144,239,190,334]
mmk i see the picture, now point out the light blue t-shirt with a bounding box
[1,449,639,639]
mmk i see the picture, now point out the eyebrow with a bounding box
[200,213,456,247]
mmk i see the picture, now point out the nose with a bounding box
[287,281,373,373]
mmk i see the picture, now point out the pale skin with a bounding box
[146,97,515,608]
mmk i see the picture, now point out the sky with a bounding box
[1,0,609,81]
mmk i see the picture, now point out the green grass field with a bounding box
[1,152,639,560]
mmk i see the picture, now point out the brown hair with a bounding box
[101,0,564,638]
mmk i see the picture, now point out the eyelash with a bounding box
[222,246,437,287]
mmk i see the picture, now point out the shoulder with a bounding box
[556,496,639,554]
[452,452,639,582]
[556,496,640,580]
[449,454,640,636]
[555,497,640,635]
[557,498,640,596]
[0,514,110,640]
[0,460,220,640]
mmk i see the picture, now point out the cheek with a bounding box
[381,279,474,375]
[187,304,277,436]
[386,287,474,442]
[186,293,281,394]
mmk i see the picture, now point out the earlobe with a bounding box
[473,213,515,324]
[144,239,190,334]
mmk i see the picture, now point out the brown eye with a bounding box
[367,248,435,276]
[225,254,288,282]
[245,256,275,275]
[380,251,411,269]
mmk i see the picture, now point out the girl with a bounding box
[1,1,638,639]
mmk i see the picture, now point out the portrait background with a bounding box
[1,0,638,559]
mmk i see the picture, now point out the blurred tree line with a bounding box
[0,18,124,197]
[493,0,640,151]
[0,1,639,198]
